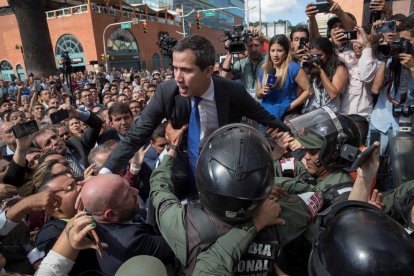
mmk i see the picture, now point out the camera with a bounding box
[302,54,322,71]
[375,38,413,61]
[342,31,357,40]
[223,25,251,54]
[299,37,309,49]
[158,35,178,58]
[375,20,396,34]
[60,51,81,74]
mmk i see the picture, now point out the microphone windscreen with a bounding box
[268,67,276,75]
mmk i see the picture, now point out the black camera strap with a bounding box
[387,60,407,105]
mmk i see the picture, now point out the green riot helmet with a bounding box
[196,123,274,223]
[286,107,361,169]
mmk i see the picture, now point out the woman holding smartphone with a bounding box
[302,37,348,113]
[256,34,310,119]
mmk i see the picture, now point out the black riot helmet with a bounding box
[196,123,274,223]
[286,107,361,169]
[309,201,414,276]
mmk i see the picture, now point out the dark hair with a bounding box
[399,17,414,37]
[390,13,407,23]
[108,102,132,121]
[172,35,215,71]
[4,110,23,122]
[151,123,166,141]
[290,26,309,41]
[310,37,345,87]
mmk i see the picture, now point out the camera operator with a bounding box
[302,37,348,113]
[339,26,376,118]
[221,27,266,97]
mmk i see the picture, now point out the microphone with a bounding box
[263,67,277,87]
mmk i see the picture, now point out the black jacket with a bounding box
[103,75,288,174]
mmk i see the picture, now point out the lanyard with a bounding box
[249,59,260,89]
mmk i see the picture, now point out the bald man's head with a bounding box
[81,174,138,223]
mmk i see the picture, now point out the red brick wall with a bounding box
[336,0,365,25]
[0,14,24,73]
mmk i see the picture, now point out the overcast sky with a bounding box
[246,0,309,25]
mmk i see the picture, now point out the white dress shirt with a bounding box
[192,78,219,148]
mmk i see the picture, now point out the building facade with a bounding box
[0,0,243,81]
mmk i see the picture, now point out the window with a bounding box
[56,34,84,55]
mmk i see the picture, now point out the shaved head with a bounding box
[81,174,138,223]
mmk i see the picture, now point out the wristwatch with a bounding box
[166,144,179,152]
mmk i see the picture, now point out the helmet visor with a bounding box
[285,107,341,139]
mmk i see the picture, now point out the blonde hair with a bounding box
[262,34,292,90]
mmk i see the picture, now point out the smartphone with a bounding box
[314,2,331,13]
[50,109,70,124]
[375,20,396,34]
[342,31,357,40]
[12,120,39,138]
[299,37,310,49]
[348,144,377,172]
[34,80,42,92]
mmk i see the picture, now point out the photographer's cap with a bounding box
[327,13,357,30]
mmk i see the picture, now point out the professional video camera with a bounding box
[302,54,322,72]
[374,38,413,61]
[222,25,251,54]
[60,51,81,74]
[157,35,178,59]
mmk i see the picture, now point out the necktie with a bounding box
[188,96,202,178]
[66,152,84,179]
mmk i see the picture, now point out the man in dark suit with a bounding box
[80,174,174,275]
[34,105,102,178]
[98,102,133,145]
[0,121,16,161]
[101,35,288,196]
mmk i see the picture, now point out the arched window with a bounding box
[152,53,161,70]
[162,55,171,69]
[56,34,84,55]
[0,61,15,81]
[0,61,12,71]
[16,64,25,81]
[107,28,139,54]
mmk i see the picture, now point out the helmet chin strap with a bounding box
[322,106,347,143]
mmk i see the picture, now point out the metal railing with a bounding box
[46,4,180,27]
[46,4,88,19]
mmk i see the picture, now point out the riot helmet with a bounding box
[286,107,361,169]
[196,123,274,223]
[309,201,414,276]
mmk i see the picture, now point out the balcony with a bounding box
[46,4,180,27]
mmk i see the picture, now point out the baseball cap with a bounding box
[327,13,357,30]
[152,70,160,76]
[297,134,324,150]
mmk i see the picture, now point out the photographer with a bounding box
[302,37,348,113]
[305,0,356,42]
[290,26,310,63]
[221,27,266,97]
[339,26,376,118]
[369,18,414,156]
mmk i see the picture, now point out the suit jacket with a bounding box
[104,75,288,174]
[36,218,100,275]
[95,221,174,275]
[65,112,103,168]
[97,128,120,145]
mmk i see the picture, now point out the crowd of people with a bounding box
[0,0,413,275]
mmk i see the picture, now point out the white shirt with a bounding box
[194,78,219,148]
